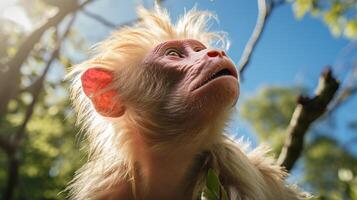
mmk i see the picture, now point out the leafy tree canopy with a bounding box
[292,0,357,39]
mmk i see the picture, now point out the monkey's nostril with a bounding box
[221,51,226,57]
[207,51,220,58]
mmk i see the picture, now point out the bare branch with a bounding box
[238,0,285,79]
[238,0,269,77]
[14,15,76,147]
[277,68,340,171]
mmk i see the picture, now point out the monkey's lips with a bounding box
[193,61,238,91]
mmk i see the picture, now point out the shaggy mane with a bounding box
[67,5,309,200]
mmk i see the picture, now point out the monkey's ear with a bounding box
[81,68,125,118]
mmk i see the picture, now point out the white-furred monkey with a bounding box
[67,5,309,200]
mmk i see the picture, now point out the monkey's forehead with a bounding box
[152,39,207,52]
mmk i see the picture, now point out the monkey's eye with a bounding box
[194,47,205,52]
[165,49,182,57]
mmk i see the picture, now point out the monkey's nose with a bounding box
[207,50,226,58]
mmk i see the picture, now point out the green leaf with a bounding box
[220,186,229,200]
[202,169,229,200]
[206,169,220,197]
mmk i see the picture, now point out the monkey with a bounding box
[67,5,310,200]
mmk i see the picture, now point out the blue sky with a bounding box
[73,0,357,156]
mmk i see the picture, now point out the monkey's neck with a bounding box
[130,134,197,200]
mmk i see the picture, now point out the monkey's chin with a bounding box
[193,76,238,99]
[191,76,239,116]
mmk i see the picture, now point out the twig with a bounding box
[238,0,285,79]
[277,68,340,171]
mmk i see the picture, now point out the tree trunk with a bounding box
[3,152,20,200]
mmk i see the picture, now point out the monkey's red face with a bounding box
[81,39,239,132]
[141,39,239,128]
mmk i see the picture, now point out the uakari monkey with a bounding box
[67,6,309,200]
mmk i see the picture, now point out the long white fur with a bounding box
[67,5,310,200]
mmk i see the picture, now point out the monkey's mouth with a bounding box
[194,68,237,90]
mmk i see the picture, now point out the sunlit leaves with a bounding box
[240,86,301,151]
[0,0,87,198]
[18,0,56,23]
[240,86,357,199]
[345,19,357,38]
[0,19,23,64]
[291,0,357,39]
[293,0,318,19]
[323,3,345,36]
[304,137,357,199]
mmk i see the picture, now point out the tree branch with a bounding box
[15,15,76,146]
[277,68,340,171]
[3,154,20,200]
[0,0,93,119]
[3,15,76,200]
[238,0,285,79]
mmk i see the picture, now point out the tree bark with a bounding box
[277,68,340,171]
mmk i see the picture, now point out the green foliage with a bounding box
[0,84,85,199]
[0,1,88,198]
[18,0,56,23]
[202,169,228,200]
[240,86,357,199]
[240,86,301,152]
[291,0,357,39]
[0,151,7,194]
[0,19,23,64]
[304,137,357,200]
